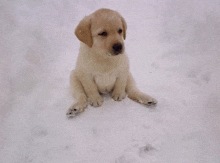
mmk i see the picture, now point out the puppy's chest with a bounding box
[94,72,117,93]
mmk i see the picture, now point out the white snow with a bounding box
[1,0,220,163]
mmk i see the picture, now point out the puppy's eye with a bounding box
[98,31,107,36]
[118,29,123,34]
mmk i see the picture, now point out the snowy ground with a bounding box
[1,0,220,162]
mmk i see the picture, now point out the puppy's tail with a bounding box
[126,72,157,105]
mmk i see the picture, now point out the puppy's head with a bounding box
[75,8,127,56]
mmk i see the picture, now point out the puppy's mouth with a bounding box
[107,51,122,57]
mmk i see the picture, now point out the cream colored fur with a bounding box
[67,8,157,117]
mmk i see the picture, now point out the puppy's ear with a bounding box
[121,16,127,40]
[75,16,93,47]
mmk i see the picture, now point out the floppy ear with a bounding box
[75,16,93,47]
[121,16,127,40]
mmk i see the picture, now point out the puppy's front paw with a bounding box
[88,94,103,107]
[66,101,87,118]
[112,90,126,101]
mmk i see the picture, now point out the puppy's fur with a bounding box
[67,8,157,117]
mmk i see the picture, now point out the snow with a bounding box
[1,0,220,162]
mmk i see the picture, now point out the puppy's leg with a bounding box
[112,76,127,101]
[67,70,88,117]
[80,74,103,107]
[126,72,157,105]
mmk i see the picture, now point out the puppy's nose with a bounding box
[112,43,123,55]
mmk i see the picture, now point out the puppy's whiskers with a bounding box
[107,52,112,57]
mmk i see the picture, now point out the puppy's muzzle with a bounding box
[112,43,123,55]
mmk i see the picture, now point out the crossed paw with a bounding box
[66,94,103,118]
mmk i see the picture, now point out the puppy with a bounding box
[67,8,157,117]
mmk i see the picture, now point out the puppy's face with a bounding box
[75,9,127,56]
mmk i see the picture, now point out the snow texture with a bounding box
[1,0,220,162]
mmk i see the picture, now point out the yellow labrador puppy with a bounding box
[67,8,157,117]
